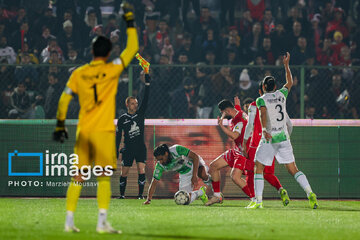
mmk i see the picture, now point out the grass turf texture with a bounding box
[0,198,359,240]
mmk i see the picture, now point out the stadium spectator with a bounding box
[270,21,287,58]
[262,9,275,36]
[243,22,263,61]
[316,37,334,65]
[171,77,198,118]
[44,73,62,119]
[237,69,258,102]
[14,53,38,89]
[211,66,236,101]
[104,14,118,37]
[35,26,56,55]
[220,0,235,27]
[64,48,84,65]
[246,0,265,21]
[325,7,348,40]
[16,43,39,64]
[8,81,33,119]
[259,37,275,65]
[11,21,34,52]
[171,51,194,90]
[292,37,314,65]
[176,32,197,63]
[160,36,174,63]
[285,21,304,52]
[110,29,120,46]
[57,20,81,57]
[196,62,214,118]
[33,7,57,35]
[142,13,160,63]
[330,31,346,59]
[236,10,253,36]
[0,36,16,63]
[192,6,218,41]
[40,38,63,63]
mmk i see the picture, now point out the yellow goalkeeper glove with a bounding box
[136,53,150,74]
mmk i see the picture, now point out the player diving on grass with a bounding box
[249,52,318,209]
[143,144,211,205]
[52,2,138,233]
[116,53,150,200]
[239,92,291,208]
[205,98,255,206]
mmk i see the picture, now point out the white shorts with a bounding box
[179,157,207,193]
[254,139,295,166]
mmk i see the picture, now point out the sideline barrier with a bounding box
[0,119,359,198]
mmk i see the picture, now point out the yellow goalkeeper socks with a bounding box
[66,179,83,212]
[97,176,111,210]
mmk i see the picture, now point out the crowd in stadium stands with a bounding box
[0,0,359,120]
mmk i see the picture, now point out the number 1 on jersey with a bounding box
[92,84,98,103]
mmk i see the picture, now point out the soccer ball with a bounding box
[174,190,190,205]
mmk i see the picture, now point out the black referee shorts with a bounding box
[121,144,147,167]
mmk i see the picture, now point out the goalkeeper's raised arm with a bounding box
[119,2,139,68]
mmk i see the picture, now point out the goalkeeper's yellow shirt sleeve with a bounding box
[120,28,139,68]
[56,70,77,121]
[56,91,73,121]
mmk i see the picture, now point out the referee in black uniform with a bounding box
[116,56,150,199]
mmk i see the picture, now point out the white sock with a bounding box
[213,192,221,198]
[65,211,74,227]
[254,174,264,204]
[190,189,203,203]
[294,171,312,197]
[97,209,107,228]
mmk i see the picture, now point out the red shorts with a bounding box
[223,149,246,171]
[247,146,275,174]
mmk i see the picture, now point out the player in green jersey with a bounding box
[143,144,211,205]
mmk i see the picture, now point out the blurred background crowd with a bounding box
[0,0,359,120]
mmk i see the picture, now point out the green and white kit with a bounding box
[153,145,208,192]
[254,87,295,166]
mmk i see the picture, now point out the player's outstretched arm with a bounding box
[119,2,139,68]
[143,178,158,204]
[283,52,293,91]
[188,151,200,187]
[53,90,73,143]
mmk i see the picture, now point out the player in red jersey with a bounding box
[205,98,255,206]
[241,81,291,208]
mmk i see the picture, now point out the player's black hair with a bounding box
[92,36,112,57]
[153,144,170,157]
[263,76,276,92]
[244,98,254,105]
[258,81,264,94]
[218,99,234,111]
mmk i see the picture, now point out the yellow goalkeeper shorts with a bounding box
[74,130,117,169]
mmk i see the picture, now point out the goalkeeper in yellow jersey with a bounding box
[52,2,138,234]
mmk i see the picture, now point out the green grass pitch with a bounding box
[1,198,359,240]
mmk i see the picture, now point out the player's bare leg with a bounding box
[136,162,146,199]
[205,156,228,206]
[285,162,318,209]
[118,166,130,199]
[65,175,84,232]
[230,168,254,203]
